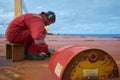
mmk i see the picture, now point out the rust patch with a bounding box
[0,68,23,80]
[62,49,119,80]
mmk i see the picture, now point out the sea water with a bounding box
[60,34,120,38]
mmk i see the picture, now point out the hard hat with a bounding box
[42,11,56,23]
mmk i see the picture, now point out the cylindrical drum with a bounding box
[49,45,119,80]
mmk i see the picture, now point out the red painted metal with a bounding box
[48,45,88,80]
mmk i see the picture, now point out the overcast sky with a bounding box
[0,0,120,34]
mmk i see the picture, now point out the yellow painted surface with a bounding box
[70,55,117,80]
[14,0,22,17]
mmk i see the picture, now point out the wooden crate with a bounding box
[6,42,25,62]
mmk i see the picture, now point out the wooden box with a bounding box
[6,42,25,62]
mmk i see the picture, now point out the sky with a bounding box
[0,0,120,35]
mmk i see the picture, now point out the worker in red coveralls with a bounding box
[5,11,56,60]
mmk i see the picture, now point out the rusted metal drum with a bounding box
[49,45,119,80]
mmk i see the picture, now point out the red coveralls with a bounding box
[5,13,48,54]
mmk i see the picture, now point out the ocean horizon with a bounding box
[58,34,120,38]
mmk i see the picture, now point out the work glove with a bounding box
[40,51,51,57]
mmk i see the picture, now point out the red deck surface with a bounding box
[0,35,120,80]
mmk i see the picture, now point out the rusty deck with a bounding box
[0,35,120,80]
